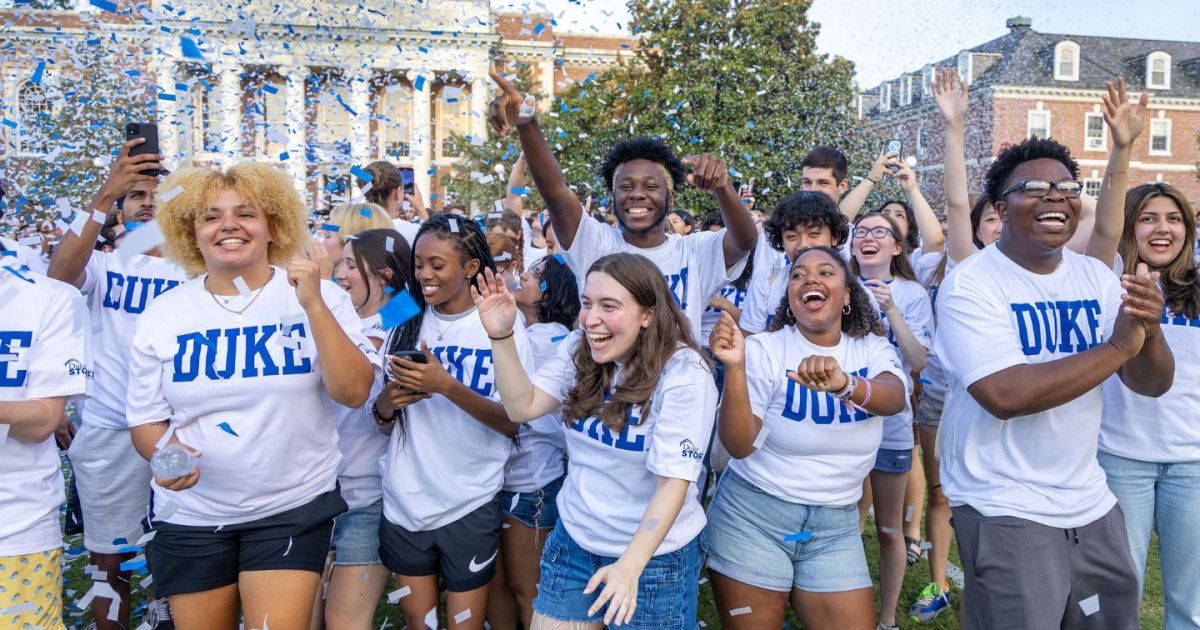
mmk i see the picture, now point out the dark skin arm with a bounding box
[968,265,1173,419]
[489,72,584,250]
[387,345,517,438]
[683,155,757,268]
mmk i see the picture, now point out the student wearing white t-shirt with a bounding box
[315,202,392,276]
[47,139,186,629]
[934,138,1173,629]
[358,160,428,248]
[0,271,91,630]
[705,246,907,630]
[487,73,757,344]
[312,228,416,630]
[485,253,578,629]
[373,214,532,630]
[1095,182,1200,626]
[473,253,717,629]
[0,235,47,276]
[741,191,851,335]
[126,163,376,629]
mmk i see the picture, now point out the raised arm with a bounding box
[894,162,944,254]
[709,312,763,458]
[840,149,894,219]
[683,154,757,268]
[405,178,430,222]
[1086,77,1148,267]
[932,68,974,263]
[48,139,161,288]
[504,152,527,215]
[489,72,584,249]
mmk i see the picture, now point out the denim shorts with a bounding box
[873,447,913,474]
[914,384,945,428]
[705,470,871,593]
[501,475,564,529]
[330,499,382,566]
[534,521,704,629]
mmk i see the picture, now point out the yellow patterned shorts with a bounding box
[0,548,65,630]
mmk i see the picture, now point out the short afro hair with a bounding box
[598,137,687,194]
[985,137,1079,202]
[764,191,850,252]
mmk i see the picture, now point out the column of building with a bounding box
[216,61,243,168]
[152,58,180,165]
[283,64,309,198]
[407,69,432,204]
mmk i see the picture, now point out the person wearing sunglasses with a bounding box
[932,136,1173,629]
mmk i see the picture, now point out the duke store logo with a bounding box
[64,358,96,379]
[680,439,703,461]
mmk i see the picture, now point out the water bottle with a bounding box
[150,442,198,480]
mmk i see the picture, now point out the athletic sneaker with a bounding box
[143,598,175,629]
[909,582,951,624]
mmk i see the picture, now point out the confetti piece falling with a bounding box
[905,505,915,522]
[117,220,166,263]
[351,165,373,182]
[379,290,421,330]
[216,422,239,437]
[233,276,252,298]
[180,36,205,61]
[1078,594,1100,617]
[783,531,812,542]
[282,536,293,556]
[89,0,117,11]
[729,606,752,617]
[386,585,412,604]
[160,185,185,203]
[423,607,437,630]
[752,427,769,449]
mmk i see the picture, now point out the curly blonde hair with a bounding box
[156,163,310,276]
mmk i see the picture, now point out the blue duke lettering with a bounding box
[172,324,312,382]
[1162,307,1200,328]
[704,286,748,314]
[782,367,872,424]
[569,404,647,452]
[429,345,495,396]
[1010,300,1103,356]
[0,331,32,387]
[664,268,689,309]
[103,272,182,314]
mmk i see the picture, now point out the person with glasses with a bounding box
[933,136,1173,629]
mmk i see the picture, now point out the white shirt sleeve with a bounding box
[645,350,717,482]
[740,264,775,334]
[79,251,106,296]
[25,286,91,399]
[126,311,173,427]
[896,283,934,351]
[561,213,621,280]
[530,330,580,403]
[934,274,1027,388]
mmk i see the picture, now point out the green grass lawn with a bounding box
[58,455,1167,629]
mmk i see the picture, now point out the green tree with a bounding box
[441,63,545,212]
[467,0,877,216]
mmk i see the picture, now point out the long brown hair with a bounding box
[850,212,917,281]
[562,253,705,432]
[1118,183,1199,319]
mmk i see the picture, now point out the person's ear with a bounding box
[641,307,654,329]
[838,179,849,195]
[994,201,1008,223]
[464,258,481,279]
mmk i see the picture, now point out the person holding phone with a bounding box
[47,137,187,629]
[125,162,376,629]
[374,214,533,630]
[359,161,427,247]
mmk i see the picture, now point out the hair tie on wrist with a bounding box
[488,330,515,341]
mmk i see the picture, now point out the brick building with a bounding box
[0,1,636,210]
[857,16,1200,206]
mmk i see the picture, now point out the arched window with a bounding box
[17,82,51,155]
[1146,52,1171,89]
[1054,41,1080,81]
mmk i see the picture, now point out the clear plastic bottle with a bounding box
[150,442,198,480]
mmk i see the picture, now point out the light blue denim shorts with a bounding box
[873,447,913,474]
[330,499,383,566]
[705,470,871,593]
[500,475,564,529]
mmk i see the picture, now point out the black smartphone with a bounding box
[126,122,161,176]
[392,350,428,364]
[399,167,415,196]
[883,139,903,173]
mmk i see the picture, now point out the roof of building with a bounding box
[861,17,1200,111]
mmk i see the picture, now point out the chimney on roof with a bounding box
[1006,16,1032,30]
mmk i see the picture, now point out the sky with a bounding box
[536,0,1200,87]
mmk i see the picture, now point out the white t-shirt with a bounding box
[740,257,790,334]
[0,274,91,556]
[1100,304,1200,463]
[871,278,931,450]
[562,212,745,343]
[127,270,377,526]
[730,326,905,506]
[380,306,533,531]
[333,312,390,509]
[934,246,1120,528]
[522,218,548,271]
[0,236,48,276]
[531,331,717,557]
[503,322,569,493]
[700,283,749,347]
[80,251,187,430]
[391,219,421,249]
[913,252,948,396]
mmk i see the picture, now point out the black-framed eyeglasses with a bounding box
[1000,179,1083,199]
[852,226,896,240]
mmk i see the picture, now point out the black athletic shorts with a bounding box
[147,489,347,597]
[379,496,502,592]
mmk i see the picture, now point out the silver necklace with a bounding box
[429,304,475,341]
[204,269,275,322]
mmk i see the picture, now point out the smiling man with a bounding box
[488,73,757,343]
[932,137,1174,629]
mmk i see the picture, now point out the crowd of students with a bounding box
[1,65,1197,630]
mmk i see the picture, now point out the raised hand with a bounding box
[789,355,849,393]
[891,159,918,192]
[100,138,161,199]
[471,267,519,339]
[708,311,745,367]
[932,67,968,125]
[868,147,899,184]
[682,154,732,195]
[863,279,896,315]
[1101,76,1149,149]
[488,71,537,135]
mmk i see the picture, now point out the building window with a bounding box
[916,126,927,158]
[250,76,287,159]
[879,83,892,111]
[311,72,353,162]
[1146,52,1171,89]
[900,76,913,106]
[378,82,412,159]
[1084,112,1106,151]
[922,64,934,96]
[1149,118,1171,155]
[1083,178,1102,198]
[957,51,973,85]
[181,69,220,156]
[17,82,51,155]
[435,80,470,159]
[1028,110,1051,139]
[1053,41,1080,81]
